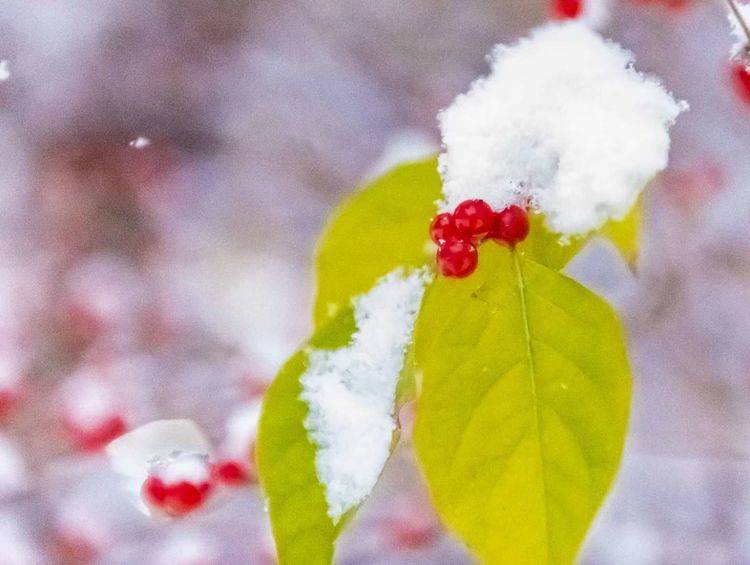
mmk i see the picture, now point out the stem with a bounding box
[726,0,750,55]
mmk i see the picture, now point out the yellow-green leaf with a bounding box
[257,309,355,565]
[598,200,642,268]
[518,213,586,271]
[413,244,631,564]
[522,199,642,271]
[314,159,441,327]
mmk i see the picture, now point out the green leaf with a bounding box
[598,200,642,268]
[257,309,355,565]
[314,159,441,327]
[517,213,586,271]
[413,244,631,564]
[314,158,643,332]
[521,199,643,271]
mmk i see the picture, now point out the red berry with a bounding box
[629,0,691,11]
[143,476,168,505]
[436,240,478,278]
[429,213,461,245]
[491,206,530,247]
[169,481,204,514]
[550,0,583,19]
[143,475,213,516]
[212,460,250,486]
[731,63,750,105]
[389,518,440,551]
[0,388,20,419]
[453,199,495,241]
[76,415,128,452]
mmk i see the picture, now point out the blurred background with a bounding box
[0,0,748,563]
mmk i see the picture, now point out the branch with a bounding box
[726,0,750,55]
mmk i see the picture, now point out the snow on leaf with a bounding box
[301,268,430,522]
[438,22,685,236]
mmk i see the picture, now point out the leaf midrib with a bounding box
[512,251,551,563]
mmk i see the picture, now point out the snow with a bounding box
[106,420,212,512]
[155,453,211,485]
[128,136,151,149]
[300,268,430,522]
[438,22,686,236]
[728,2,750,62]
[0,61,9,82]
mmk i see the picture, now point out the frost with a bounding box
[129,136,151,149]
[438,22,686,236]
[300,268,430,522]
[0,61,9,82]
[728,2,750,62]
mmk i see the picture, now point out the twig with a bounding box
[726,0,750,55]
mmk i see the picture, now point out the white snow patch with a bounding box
[0,61,9,82]
[155,453,212,485]
[106,419,212,513]
[438,22,686,236]
[300,268,430,522]
[728,3,750,63]
[128,136,151,149]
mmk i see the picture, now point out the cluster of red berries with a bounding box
[142,459,252,517]
[430,199,530,278]
[731,62,750,105]
[550,0,691,21]
[550,0,583,19]
[143,473,213,517]
[629,0,692,10]
[64,414,128,452]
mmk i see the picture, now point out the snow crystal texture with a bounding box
[438,22,686,236]
[300,268,429,522]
